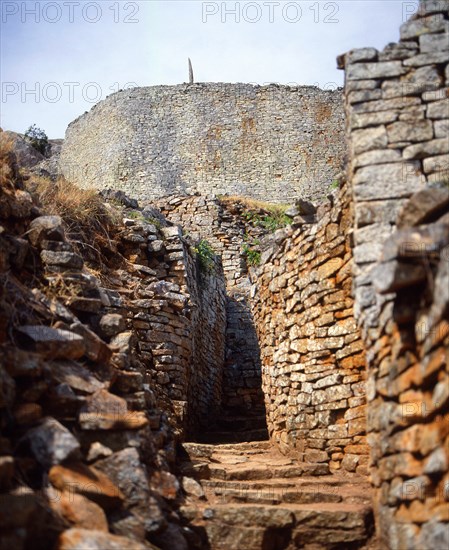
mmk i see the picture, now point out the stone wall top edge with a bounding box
[65,82,344,131]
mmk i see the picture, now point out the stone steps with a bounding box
[179,441,375,549]
[181,502,374,550]
[201,478,370,505]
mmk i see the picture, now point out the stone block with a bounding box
[403,50,449,67]
[434,119,449,138]
[373,261,427,294]
[403,138,449,160]
[400,14,449,40]
[419,32,449,52]
[27,417,81,467]
[352,126,388,155]
[57,528,149,550]
[355,199,406,227]
[347,61,407,80]
[350,111,398,129]
[386,120,433,143]
[352,96,421,114]
[353,162,424,201]
[17,325,86,360]
[423,153,449,174]
[28,215,64,247]
[427,98,449,118]
[347,48,378,63]
[346,79,380,91]
[354,149,401,168]
[396,187,449,227]
[348,89,382,104]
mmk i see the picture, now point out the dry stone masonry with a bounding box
[340,0,449,547]
[154,195,271,436]
[107,205,227,438]
[249,180,370,473]
[2,1,449,547]
[0,149,192,549]
[59,84,345,204]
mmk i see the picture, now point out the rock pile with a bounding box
[0,140,219,550]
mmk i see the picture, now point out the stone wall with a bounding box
[0,149,191,549]
[341,0,449,546]
[154,195,266,417]
[111,207,227,438]
[249,180,370,473]
[59,83,345,204]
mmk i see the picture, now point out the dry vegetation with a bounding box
[218,194,293,232]
[26,175,122,268]
[218,194,292,214]
[0,132,22,190]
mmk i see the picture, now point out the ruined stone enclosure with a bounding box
[1,1,449,549]
[59,83,345,204]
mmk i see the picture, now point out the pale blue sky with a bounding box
[1,1,417,138]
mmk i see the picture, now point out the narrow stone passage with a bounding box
[177,440,375,549]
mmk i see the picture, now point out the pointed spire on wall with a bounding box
[188,58,194,84]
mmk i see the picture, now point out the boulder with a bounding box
[27,417,81,467]
[99,313,126,338]
[17,325,85,360]
[57,528,154,550]
[28,215,64,247]
[4,130,45,168]
[49,462,125,510]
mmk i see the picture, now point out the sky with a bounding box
[1,0,419,138]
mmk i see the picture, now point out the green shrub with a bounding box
[242,243,261,266]
[192,239,215,272]
[242,236,261,267]
[24,124,48,155]
[242,209,292,232]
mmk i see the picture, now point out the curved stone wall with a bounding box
[60,83,345,203]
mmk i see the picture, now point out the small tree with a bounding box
[24,124,48,155]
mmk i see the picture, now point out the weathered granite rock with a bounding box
[69,322,112,364]
[17,325,85,360]
[4,130,45,168]
[372,261,427,293]
[28,215,64,247]
[397,188,449,227]
[49,462,125,510]
[27,417,81,467]
[48,489,109,531]
[47,360,106,394]
[40,250,84,270]
[57,528,154,550]
[99,313,126,337]
[181,476,205,499]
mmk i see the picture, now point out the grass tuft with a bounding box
[27,176,121,266]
